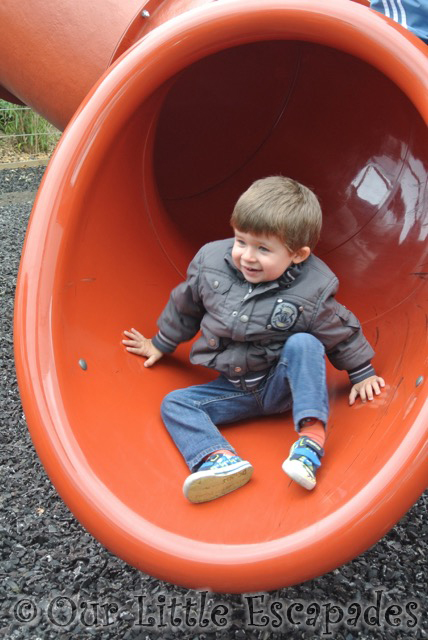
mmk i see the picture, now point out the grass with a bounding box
[0,99,61,158]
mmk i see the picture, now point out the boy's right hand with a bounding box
[122,328,164,367]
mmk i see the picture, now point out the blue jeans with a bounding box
[161,333,329,471]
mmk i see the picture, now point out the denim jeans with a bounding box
[161,333,329,471]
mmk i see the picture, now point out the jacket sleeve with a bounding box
[308,277,376,379]
[152,247,205,354]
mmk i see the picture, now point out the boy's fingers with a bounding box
[349,387,357,405]
[131,327,145,338]
[350,377,386,406]
[123,341,142,350]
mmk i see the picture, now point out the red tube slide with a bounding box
[11,0,428,592]
[0,0,211,127]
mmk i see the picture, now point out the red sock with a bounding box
[299,418,326,448]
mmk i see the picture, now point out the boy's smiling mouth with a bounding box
[242,265,261,274]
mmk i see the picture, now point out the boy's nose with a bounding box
[242,246,256,261]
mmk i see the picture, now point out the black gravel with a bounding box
[0,166,46,193]
[1,166,426,640]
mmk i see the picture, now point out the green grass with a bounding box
[0,99,60,157]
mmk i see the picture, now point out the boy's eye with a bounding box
[236,239,246,247]
[259,246,270,253]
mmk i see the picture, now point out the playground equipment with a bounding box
[5,0,428,592]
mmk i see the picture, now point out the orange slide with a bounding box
[3,0,427,592]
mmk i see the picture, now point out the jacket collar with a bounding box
[278,261,304,286]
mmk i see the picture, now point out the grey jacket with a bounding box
[153,239,375,384]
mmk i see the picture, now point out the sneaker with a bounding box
[183,453,253,503]
[282,436,324,490]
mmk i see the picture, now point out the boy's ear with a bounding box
[292,246,311,264]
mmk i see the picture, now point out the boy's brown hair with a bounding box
[230,176,322,251]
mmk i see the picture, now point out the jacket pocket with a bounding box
[201,273,233,295]
[190,332,229,368]
[247,340,285,371]
[334,305,360,332]
[199,274,233,319]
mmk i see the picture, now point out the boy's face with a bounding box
[231,229,309,283]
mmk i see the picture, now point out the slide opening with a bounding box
[55,35,428,540]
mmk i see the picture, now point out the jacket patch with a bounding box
[270,301,300,331]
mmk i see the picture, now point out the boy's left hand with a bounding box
[349,375,385,405]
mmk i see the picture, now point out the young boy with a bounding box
[123,177,385,503]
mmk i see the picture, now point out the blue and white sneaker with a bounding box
[282,437,324,490]
[183,453,253,503]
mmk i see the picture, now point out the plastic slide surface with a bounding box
[13,1,428,592]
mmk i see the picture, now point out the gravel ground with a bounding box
[0,166,426,640]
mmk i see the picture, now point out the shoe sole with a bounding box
[183,461,253,503]
[282,459,316,490]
